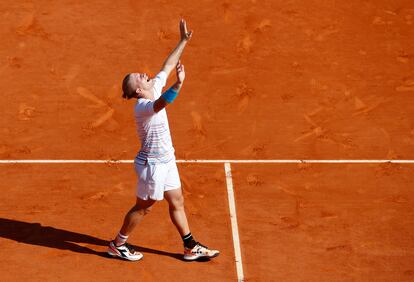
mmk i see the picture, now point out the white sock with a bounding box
[114,232,128,246]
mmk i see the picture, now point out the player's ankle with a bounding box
[114,232,128,246]
[182,232,197,249]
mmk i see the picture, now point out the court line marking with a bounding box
[0,159,413,164]
[224,162,244,282]
[1,158,411,281]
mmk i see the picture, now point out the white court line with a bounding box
[224,162,244,282]
[0,159,413,164]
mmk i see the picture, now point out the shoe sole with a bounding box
[183,252,220,261]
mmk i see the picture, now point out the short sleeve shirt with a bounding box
[134,71,175,164]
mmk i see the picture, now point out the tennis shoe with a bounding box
[107,241,143,261]
[183,242,220,261]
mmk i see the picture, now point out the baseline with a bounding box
[0,159,414,164]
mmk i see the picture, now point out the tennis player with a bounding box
[107,19,219,261]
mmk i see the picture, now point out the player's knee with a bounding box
[143,206,152,215]
[171,194,185,210]
[132,202,153,216]
[133,197,155,215]
[134,205,152,215]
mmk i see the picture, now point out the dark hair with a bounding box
[122,73,134,99]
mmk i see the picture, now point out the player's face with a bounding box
[132,73,155,91]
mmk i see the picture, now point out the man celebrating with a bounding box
[108,19,219,261]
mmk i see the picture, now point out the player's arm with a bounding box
[154,61,185,113]
[160,19,193,77]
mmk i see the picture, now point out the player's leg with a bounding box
[164,187,190,236]
[107,197,155,261]
[164,161,219,261]
[114,160,163,241]
[108,161,161,261]
[164,188,219,260]
[119,197,156,237]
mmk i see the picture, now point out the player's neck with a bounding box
[139,89,155,101]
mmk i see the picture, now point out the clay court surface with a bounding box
[0,0,413,281]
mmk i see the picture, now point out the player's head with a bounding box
[122,73,155,99]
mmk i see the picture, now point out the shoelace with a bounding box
[196,242,208,250]
[123,243,136,253]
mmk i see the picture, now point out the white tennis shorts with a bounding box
[134,159,181,201]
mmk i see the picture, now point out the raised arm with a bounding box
[160,19,193,76]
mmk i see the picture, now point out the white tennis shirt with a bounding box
[134,71,175,165]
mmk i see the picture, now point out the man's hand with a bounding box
[154,61,185,112]
[161,19,192,76]
[176,61,185,84]
[180,19,193,41]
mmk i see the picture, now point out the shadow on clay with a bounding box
[0,218,207,262]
